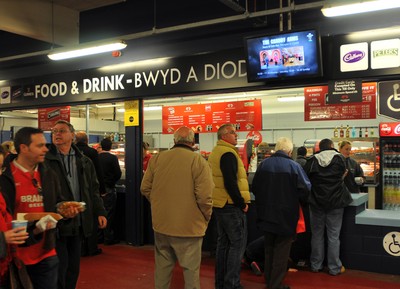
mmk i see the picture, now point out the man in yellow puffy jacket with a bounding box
[208,123,250,289]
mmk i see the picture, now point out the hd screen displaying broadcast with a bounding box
[245,29,322,82]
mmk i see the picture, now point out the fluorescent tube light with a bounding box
[277,96,305,102]
[48,41,127,60]
[321,0,400,17]
[95,103,124,108]
[144,106,162,111]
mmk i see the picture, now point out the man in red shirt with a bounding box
[0,127,78,289]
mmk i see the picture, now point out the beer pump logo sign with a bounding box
[378,80,400,120]
[371,39,400,70]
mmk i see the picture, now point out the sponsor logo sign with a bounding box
[340,42,368,72]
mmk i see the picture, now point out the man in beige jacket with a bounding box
[141,126,214,289]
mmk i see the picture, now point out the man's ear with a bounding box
[20,144,28,153]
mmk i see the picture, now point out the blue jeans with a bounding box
[26,255,59,289]
[310,207,344,275]
[214,205,247,289]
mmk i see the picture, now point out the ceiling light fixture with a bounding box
[144,106,162,111]
[48,41,127,61]
[95,103,124,108]
[321,0,400,17]
[277,96,305,102]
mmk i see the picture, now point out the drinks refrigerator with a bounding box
[379,122,400,210]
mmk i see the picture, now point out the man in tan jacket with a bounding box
[141,126,214,289]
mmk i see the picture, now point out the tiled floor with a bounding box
[78,244,400,289]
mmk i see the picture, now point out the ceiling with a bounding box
[0,0,326,64]
[2,1,400,118]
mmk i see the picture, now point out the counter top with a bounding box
[349,193,368,207]
[356,209,400,227]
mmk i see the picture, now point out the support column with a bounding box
[124,99,144,245]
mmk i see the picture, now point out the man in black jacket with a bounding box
[45,120,107,289]
[98,137,121,245]
[304,138,352,276]
[75,131,105,256]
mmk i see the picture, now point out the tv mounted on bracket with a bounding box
[244,29,323,83]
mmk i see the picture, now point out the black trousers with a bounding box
[264,232,293,289]
[56,234,81,289]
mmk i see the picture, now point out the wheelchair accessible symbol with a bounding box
[383,231,400,256]
[387,84,400,112]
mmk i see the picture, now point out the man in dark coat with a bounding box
[304,138,352,276]
[98,137,121,245]
[75,131,105,256]
[252,137,311,289]
[45,120,107,289]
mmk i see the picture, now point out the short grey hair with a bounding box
[54,120,75,133]
[217,123,234,140]
[275,137,293,153]
[174,128,195,144]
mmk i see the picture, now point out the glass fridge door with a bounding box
[381,139,400,210]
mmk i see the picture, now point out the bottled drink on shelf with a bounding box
[351,126,356,138]
[339,125,344,138]
[370,128,374,137]
[359,127,362,137]
[345,125,350,138]
[365,127,369,138]
[333,127,338,138]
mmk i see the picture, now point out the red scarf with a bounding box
[0,193,13,278]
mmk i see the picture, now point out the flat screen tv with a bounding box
[244,29,323,82]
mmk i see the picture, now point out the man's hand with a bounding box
[34,215,58,234]
[4,227,29,244]
[98,216,107,229]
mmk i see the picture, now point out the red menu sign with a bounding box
[304,82,376,121]
[379,122,400,137]
[162,99,262,134]
[38,106,71,131]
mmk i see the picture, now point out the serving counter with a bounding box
[341,193,400,274]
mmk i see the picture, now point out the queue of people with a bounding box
[0,122,365,289]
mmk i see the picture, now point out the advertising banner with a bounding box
[379,122,400,137]
[38,106,70,131]
[304,82,376,121]
[162,99,262,134]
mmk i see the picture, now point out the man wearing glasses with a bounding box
[45,120,107,289]
[208,123,251,289]
[0,127,71,289]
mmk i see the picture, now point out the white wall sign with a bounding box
[340,42,368,72]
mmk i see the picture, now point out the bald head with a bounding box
[174,126,195,146]
[75,131,88,144]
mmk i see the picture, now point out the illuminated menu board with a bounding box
[304,82,376,121]
[162,99,262,134]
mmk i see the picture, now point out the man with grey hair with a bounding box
[252,137,311,289]
[45,120,107,289]
[141,126,214,289]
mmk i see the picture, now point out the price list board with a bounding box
[304,82,376,121]
[38,106,71,131]
[162,99,262,134]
